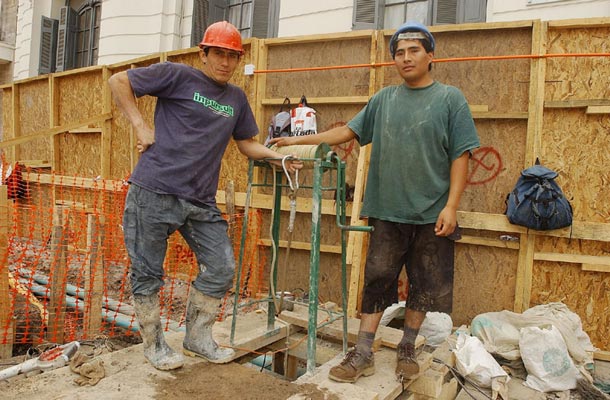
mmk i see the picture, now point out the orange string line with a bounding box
[253,52,610,74]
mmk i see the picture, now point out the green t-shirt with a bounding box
[348,81,480,224]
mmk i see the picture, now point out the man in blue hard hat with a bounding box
[270,21,480,383]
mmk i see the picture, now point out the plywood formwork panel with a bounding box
[460,119,528,214]
[57,132,101,177]
[382,28,533,114]
[17,80,52,162]
[532,236,610,350]
[541,109,610,223]
[2,88,13,149]
[545,26,610,102]
[57,71,104,126]
[263,37,373,99]
[453,244,518,327]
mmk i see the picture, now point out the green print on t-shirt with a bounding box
[193,92,235,117]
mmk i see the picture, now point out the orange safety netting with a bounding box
[0,161,266,351]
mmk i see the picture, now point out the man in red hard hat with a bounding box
[108,21,302,371]
[270,21,479,383]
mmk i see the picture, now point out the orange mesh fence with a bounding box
[0,163,267,351]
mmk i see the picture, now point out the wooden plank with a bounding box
[294,348,402,400]
[259,238,342,254]
[594,350,610,361]
[548,17,610,28]
[0,113,113,149]
[544,99,610,108]
[262,96,369,106]
[84,214,104,337]
[47,205,69,343]
[377,325,426,349]
[514,233,536,313]
[278,306,382,351]
[586,105,610,114]
[0,185,12,358]
[22,172,125,192]
[213,311,290,363]
[534,252,610,266]
[471,112,529,119]
[458,234,520,250]
[409,369,445,398]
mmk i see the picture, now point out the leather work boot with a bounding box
[396,342,420,380]
[328,347,375,383]
[133,294,184,370]
[182,289,235,363]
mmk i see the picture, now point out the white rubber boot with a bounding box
[133,294,184,370]
[182,289,235,363]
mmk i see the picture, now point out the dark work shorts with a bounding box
[360,218,456,315]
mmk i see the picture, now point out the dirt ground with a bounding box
[0,331,337,400]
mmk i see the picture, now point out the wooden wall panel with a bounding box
[17,80,51,162]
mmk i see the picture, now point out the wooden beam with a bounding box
[544,99,610,108]
[586,105,610,114]
[259,238,342,254]
[471,112,529,119]
[101,67,113,179]
[0,113,113,149]
[84,214,104,337]
[262,96,369,106]
[458,234,520,250]
[0,186,13,358]
[47,205,69,343]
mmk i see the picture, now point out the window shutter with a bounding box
[39,16,58,75]
[252,0,270,39]
[353,0,381,30]
[458,0,486,23]
[191,0,209,47]
[433,0,458,25]
[56,6,77,72]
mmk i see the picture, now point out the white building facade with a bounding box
[3,0,610,82]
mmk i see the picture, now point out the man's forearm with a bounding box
[108,72,145,128]
[446,152,470,210]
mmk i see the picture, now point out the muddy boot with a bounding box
[133,294,184,370]
[182,289,235,363]
[396,342,420,380]
[328,346,375,383]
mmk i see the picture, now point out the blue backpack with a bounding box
[506,161,573,231]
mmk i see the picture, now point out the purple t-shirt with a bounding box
[127,62,258,206]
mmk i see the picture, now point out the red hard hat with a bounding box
[199,21,244,55]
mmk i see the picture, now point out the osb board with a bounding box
[16,80,52,162]
[545,26,610,102]
[264,249,347,306]
[532,236,610,350]
[452,244,518,327]
[56,132,101,176]
[460,119,528,214]
[263,38,372,98]
[260,211,342,248]
[2,88,12,145]
[218,140,250,194]
[383,28,533,113]
[57,70,104,125]
[540,109,610,222]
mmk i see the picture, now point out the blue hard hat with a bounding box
[389,21,435,58]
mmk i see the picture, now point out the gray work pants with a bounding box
[123,184,235,298]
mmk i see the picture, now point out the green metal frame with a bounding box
[230,144,372,374]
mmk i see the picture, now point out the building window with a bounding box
[38,0,101,75]
[75,1,101,68]
[353,0,486,30]
[228,0,253,37]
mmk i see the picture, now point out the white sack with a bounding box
[455,334,510,394]
[519,325,580,392]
